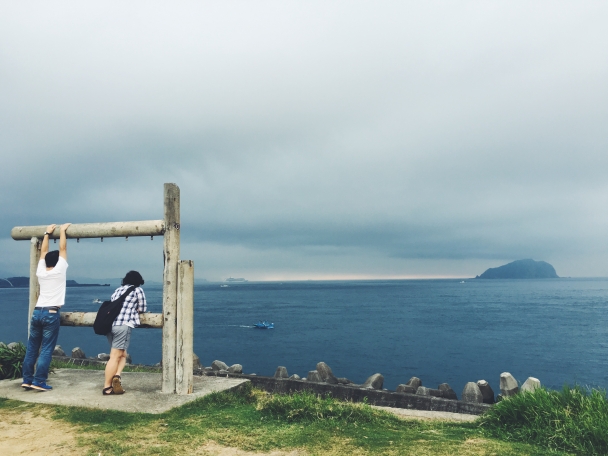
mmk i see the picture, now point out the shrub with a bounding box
[0,342,26,380]
[479,385,608,455]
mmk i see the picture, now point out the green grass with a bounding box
[479,385,608,455]
[0,384,567,455]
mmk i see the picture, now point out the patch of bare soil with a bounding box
[194,442,307,456]
[0,410,80,455]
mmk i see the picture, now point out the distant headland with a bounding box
[475,259,559,279]
[0,277,110,288]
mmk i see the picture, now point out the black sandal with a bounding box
[102,386,114,395]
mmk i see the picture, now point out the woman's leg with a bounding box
[104,348,125,389]
[115,351,127,377]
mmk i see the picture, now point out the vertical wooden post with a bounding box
[162,183,180,393]
[176,260,194,395]
[28,237,41,336]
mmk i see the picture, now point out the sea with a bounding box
[1,278,608,393]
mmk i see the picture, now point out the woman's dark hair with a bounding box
[45,251,60,268]
[122,270,144,287]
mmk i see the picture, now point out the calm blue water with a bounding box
[1,279,608,393]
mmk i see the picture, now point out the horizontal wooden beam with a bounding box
[11,220,165,241]
[60,312,163,328]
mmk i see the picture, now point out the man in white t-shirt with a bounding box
[22,222,71,391]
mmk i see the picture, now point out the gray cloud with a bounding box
[1,1,607,280]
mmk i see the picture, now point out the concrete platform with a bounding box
[0,369,249,414]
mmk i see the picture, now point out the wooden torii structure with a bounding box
[11,183,194,395]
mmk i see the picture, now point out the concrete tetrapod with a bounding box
[416,386,442,397]
[521,377,541,393]
[361,373,384,390]
[307,370,322,382]
[500,372,519,397]
[211,360,229,371]
[396,384,417,394]
[71,347,86,359]
[477,380,495,404]
[316,362,339,384]
[274,366,289,379]
[461,382,484,403]
[406,376,422,390]
[438,383,458,400]
[228,364,243,374]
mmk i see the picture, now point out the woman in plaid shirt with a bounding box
[103,270,147,395]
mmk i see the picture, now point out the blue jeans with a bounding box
[22,308,60,385]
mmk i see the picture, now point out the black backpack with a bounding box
[93,286,136,335]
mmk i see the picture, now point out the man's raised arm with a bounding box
[40,224,56,260]
[59,223,71,260]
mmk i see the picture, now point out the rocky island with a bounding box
[475,259,559,279]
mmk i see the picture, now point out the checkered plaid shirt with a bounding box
[111,285,147,328]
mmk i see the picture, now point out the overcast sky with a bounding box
[1,1,607,281]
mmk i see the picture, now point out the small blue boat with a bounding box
[254,320,274,329]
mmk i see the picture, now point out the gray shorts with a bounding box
[106,325,132,350]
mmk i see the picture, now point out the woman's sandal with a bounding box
[112,375,125,394]
[102,386,114,395]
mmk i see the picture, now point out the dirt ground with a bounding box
[0,410,302,456]
[0,410,80,455]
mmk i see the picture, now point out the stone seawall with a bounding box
[206,371,491,415]
[51,354,490,415]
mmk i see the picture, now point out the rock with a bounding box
[97,353,110,361]
[500,372,519,397]
[7,342,19,350]
[521,377,541,393]
[438,383,458,400]
[316,362,339,384]
[154,362,162,367]
[274,366,289,379]
[218,370,229,375]
[228,364,243,374]
[361,373,384,390]
[496,394,503,402]
[0,342,6,349]
[193,353,203,370]
[396,384,417,394]
[53,345,66,356]
[307,370,322,382]
[477,380,495,404]
[461,382,484,403]
[204,367,213,372]
[211,360,229,371]
[406,377,422,390]
[126,354,132,364]
[289,374,301,380]
[337,377,354,385]
[71,347,86,359]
